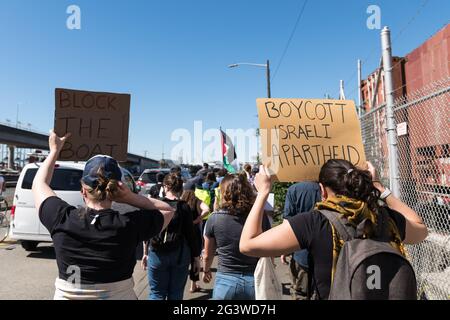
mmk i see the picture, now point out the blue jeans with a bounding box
[213,272,255,300]
[147,243,190,300]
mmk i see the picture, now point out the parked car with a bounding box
[9,161,138,251]
[136,169,170,195]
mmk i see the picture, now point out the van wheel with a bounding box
[21,241,38,251]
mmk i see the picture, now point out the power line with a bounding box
[271,0,308,81]
[337,0,431,99]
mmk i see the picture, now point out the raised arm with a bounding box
[32,130,70,210]
[368,162,428,244]
[240,166,300,257]
[112,185,175,231]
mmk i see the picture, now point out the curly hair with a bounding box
[219,174,256,216]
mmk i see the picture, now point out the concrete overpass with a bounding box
[0,124,160,173]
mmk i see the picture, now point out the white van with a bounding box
[10,161,139,251]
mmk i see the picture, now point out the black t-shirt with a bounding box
[39,196,164,284]
[287,208,406,300]
[204,211,271,274]
[150,199,201,258]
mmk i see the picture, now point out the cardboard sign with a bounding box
[54,88,130,161]
[257,98,366,182]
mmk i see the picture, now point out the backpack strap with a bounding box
[319,210,356,242]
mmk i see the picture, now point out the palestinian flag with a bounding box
[221,129,237,173]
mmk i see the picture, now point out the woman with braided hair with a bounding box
[240,159,428,300]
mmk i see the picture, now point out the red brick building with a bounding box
[361,23,450,203]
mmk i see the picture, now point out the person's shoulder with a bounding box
[40,196,72,211]
[206,210,227,224]
[288,209,323,228]
[384,207,407,233]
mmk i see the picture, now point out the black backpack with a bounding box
[150,199,185,253]
[320,209,417,300]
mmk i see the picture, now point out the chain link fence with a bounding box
[360,76,450,300]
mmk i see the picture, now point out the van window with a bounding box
[21,168,82,191]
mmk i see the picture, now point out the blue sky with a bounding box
[0,0,448,162]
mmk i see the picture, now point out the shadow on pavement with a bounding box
[188,288,213,301]
[27,246,56,260]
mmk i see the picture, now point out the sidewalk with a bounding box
[133,257,292,300]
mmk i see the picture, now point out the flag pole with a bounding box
[220,126,224,169]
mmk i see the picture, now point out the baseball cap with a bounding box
[81,155,122,188]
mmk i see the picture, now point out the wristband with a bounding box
[380,188,392,201]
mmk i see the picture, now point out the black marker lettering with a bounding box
[97,118,110,139]
[265,101,279,118]
[59,90,71,108]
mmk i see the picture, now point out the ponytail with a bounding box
[319,159,381,213]
[82,168,119,202]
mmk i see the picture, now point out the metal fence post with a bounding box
[381,26,400,196]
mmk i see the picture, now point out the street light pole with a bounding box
[228,60,272,98]
[266,59,271,98]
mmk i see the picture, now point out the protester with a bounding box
[180,182,210,293]
[243,164,252,181]
[33,131,174,300]
[170,166,182,175]
[240,159,428,300]
[0,174,5,195]
[202,172,217,206]
[281,182,321,300]
[215,168,227,185]
[212,169,227,211]
[196,163,210,177]
[149,172,165,199]
[203,174,270,300]
[249,166,259,186]
[202,172,216,191]
[142,173,201,300]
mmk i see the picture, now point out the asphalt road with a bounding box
[0,241,292,300]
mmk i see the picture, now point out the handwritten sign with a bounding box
[54,88,130,161]
[257,98,366,182]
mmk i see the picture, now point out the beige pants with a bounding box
[54,277,137,300]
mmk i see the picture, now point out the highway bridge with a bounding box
[0,124,159,173]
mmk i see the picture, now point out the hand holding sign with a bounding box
[257,98,366,182]
[48,130,71,154]
[254,165,273,195]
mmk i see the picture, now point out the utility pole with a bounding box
[357,59,362,117]
[381,26,400,197]
[266,60,271,98]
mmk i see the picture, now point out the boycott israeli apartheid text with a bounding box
[54,88,131,161]
[257,98,366,182]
